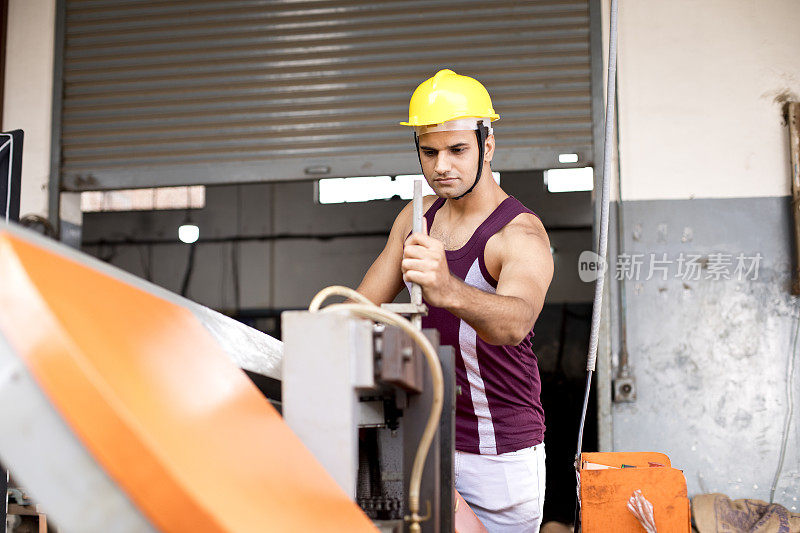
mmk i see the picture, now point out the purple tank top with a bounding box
[408,196,545,455]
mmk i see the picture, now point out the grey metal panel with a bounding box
[281,311,372,498]
[610,196,800,508]
[60,0,593,190]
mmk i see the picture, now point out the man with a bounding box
[356,69,554,532]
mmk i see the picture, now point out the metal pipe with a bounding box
[613,78,632,380]
[585,0,618,374]
[575,370,594,467]
[575,1,619,527]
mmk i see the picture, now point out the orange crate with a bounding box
[580,452,691,533]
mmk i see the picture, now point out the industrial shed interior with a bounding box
[0,0,798,532]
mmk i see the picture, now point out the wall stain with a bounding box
[714,395,727,428]
[762,88,799,106]
[732,408,753,430]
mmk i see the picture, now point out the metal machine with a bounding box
[280,182,468,531]
[282,310,456,532]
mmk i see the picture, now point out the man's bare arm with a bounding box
[452,221,552,344]
[402,215,553,345]
[355,202,412,305]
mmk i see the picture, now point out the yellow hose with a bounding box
[308,287,443,531]
[308,285,375,312]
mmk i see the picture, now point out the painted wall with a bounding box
[615,0,800,201]
[2,0,56,218]
[607,0,800,510]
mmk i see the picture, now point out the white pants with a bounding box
[455,443,546,533]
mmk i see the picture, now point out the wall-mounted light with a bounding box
[178,186,200,243]
[178,223,199,244]
[558,153,579,164]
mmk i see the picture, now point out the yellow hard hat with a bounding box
[400,69,500,128]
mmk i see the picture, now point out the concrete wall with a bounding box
[616,0,800,201]
[2,0,56,219]
[608,0,800,509]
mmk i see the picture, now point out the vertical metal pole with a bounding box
[578,0,618,456]
[411,180,424,330]
[2,469,7,533]
[589,0,615,454]
[575,0,619,529]
[49,0,67,238]
[787,103,800,295]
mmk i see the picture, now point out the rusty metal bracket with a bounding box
[374,324,424,393]
[787,102,800,295]
[612,376,636,403]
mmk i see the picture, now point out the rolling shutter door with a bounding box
[60,0,593,191]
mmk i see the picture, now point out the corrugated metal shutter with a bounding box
[60,0,593,191]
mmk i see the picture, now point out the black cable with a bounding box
[82,230,392,247]
[19,214,56,238]
[98,242,117,263]
[231,242,241,311]
[81,225,590,249]
[137,244,152,281]
[180,243,196,297]
[232,186,242,312]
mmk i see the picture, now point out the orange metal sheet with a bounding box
[0,231,376,532]
[580,452,691,533]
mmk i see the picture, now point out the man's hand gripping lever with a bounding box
[382,179,429,328]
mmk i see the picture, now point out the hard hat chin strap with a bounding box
[453,124,489,200]
[413,121,490,201]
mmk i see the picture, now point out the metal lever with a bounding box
[410,180,426,329]
[383,180,428,328]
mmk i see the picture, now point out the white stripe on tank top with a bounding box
[458,258,498,455]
